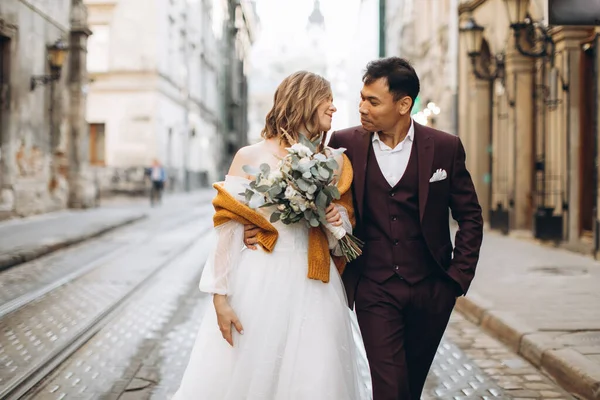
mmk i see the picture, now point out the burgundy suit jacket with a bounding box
[328,123,483,305]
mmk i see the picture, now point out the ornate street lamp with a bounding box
[460,16,508,233]
[504,0,530,31]
[460,17,505,82]
[503,0,555,59]
[31,38,69,91]
[461,17,484,57]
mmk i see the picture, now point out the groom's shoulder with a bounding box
[418,123,459,145]
[333,125,368,136]
[331,125,368,141]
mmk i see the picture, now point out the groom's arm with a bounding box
[448,137,483,295]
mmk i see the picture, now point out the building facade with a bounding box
[384,0,460,135]
[0,0,96,218]
[84,0,256,194]
[458,0,600,255]
[384,0,600,255]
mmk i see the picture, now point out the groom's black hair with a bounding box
[363,57,420,110]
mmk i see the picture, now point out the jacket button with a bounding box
[391,216,398,221]
[394,265,399,270]
[390,192,395,197]
[394,240,399,246]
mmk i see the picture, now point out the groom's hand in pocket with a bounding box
[214,294,244,346]
[243,224,261,250]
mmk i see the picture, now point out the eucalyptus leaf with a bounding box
[303,171,312,179]
[307,184,317,195]
[268,186,282,198]
[313,153,327,162]
[242,165,261,176]
[329,186,341,200]
[260,163,271,175]
[298,134,316,151]
[318,166,330,180]
[249,193,266,209]
[270,212,281,223]
[309,217,320,227]
[326,159,339,170]
[255,185,270,193]
[316,191,327,210]
[296,179,310,192]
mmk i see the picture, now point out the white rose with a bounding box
[298,157,312,172]
[261,176,274,186]
[291,143,313,157]
[285,186,298,200]
[270,170,283,181]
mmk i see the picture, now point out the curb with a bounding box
[456,296,600,400]
[0,213,147,272]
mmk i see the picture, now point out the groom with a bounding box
[328,57,483,399]
[244,57,483,399]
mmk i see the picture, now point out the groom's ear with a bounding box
[396,96,413,116]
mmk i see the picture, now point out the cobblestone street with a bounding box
[0,192,581,399]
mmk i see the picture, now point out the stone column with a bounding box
[505,38,535,231]
[468,77,492,221]
[551,28,592,243]
[67,0,96,208]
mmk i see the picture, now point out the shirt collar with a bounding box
[372,119,415,148]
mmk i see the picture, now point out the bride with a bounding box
[172,71,372,400]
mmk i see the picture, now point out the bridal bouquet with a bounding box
[241,131,363,262]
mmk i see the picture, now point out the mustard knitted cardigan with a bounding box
[212,154,355,283]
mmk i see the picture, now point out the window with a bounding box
[89,123,106,166]
[87,25,110,72]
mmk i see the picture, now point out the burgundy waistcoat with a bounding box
[361,140,438,284]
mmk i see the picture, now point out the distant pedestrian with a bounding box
[149,159,167,206]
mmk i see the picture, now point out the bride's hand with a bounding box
[213,294,244,346]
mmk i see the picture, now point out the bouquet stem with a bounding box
[323,223,364,262]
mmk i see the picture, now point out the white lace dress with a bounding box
[172,175,372,400]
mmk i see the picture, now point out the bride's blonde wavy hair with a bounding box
[261,71,332,147]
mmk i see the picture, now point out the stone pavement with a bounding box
[456,230,600,400]
[0,190,213,272]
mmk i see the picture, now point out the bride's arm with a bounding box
[199,148,253,346]
[199,147,251,295]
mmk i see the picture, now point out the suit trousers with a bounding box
[355,272,457,400]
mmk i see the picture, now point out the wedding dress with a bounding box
[172,175,372,400]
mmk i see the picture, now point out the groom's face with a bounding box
[359,78,412,133]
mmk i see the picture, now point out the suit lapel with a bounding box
[415,123,434,222]
[353,130,371,223]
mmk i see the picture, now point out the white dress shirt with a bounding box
[372,120,415,187]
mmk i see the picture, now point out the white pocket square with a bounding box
[429,169,447,183]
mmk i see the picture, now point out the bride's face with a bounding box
[317,97,337,132]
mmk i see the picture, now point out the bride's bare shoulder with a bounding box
[228,141,267,178]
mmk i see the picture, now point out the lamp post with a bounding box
[504,0,555,60]
[460,17,505,82]
[460,16,507,233]
[30,38,69,194]
[504,0,564,240]
[30,38,69,91]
